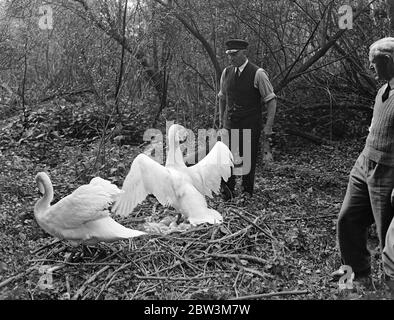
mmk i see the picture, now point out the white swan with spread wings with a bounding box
[113,124,233,225]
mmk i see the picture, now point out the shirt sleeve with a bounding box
[217,68,227,99]
[254,68,276,103]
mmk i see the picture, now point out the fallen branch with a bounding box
[282,213,338,222]
[230,289,309,300]
[234,265,274,279]
[72,265,111,300]
[0,266,36,289]
[134,274,219,281]
[95,262,132,300]
[227,207,275,241]
[28,259,122,266]
[209,253,268,265]
[208,225,252,244]
[30,239,62,255]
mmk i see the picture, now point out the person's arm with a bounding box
[218,69,226,128]
[255,69,277,135]
[264,98,276,135]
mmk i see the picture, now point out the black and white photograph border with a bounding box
[0,0,394,306]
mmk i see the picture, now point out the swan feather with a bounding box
[112,154,176,216]
[186,141,234,197]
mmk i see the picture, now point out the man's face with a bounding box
[369,54,394,81]
[227,50,246,67]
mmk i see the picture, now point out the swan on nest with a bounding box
[112,124,234,225]
[33,172,146,246]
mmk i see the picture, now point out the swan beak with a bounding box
[179,136,187,144]
[179,131,188,144]
[176,213,184,224]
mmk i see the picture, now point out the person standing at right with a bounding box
[332,37,394,291]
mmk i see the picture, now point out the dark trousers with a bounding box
[337,153,394,276]
[222,115,262,195]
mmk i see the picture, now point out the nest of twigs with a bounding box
[2,195,313,300]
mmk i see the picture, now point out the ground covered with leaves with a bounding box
[0,101,393,300]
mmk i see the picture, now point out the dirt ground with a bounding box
[0,105,393,300]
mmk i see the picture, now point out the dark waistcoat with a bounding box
[223,62,261,127]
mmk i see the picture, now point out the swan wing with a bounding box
[61,216,146,244]
[47,183,121,229]
[186,141,233,197]
[89,177,124,201]
[112,154,176,216]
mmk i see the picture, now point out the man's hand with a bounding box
[263,125,273,136]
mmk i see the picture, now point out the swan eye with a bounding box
[37,182,45,194]
[178,130,188,143]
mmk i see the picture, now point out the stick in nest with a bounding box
[227,207,275,241]
[30,239,62,255]
[72,265,111,300]
[229,289,309,300]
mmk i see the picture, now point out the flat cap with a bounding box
[369,37,394,60]
[225,39,249,54]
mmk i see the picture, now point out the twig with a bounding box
[0,266,36,289]
[282,214,338,222]
[132,283,161,299]
[72,265,111,300]
[129,281,143,300]
[95,263,132,300]
[156,240,202,272]
[235,265,274,279]
[208,225,252,244]
[233,270,242,298]
[28,259,122,266]
[227,208,275,240]
[65,274,71,299]
[209,253,268,265]
[134,274,219,281]
[226,205,256,218]
[229,289,309,300]
[30,239,62,255]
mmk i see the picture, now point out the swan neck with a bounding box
[167,144,184,166]
[34,176,53,216]
[166,131,184,166]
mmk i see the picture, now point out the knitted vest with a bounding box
[224,62,261,116]
[362,84,394,166]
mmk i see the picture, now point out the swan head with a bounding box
[35,172,51,194]
[168,124,188,145]
[34,172,53,216]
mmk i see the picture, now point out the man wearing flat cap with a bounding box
[332,37,394,292]
[218,38,277,200]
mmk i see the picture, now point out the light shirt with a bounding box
[237,59,249,74]
[218,60,276,104]
[369,77,394,132]
[389,78,394,98]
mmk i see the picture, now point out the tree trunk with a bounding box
[387,0,394,30]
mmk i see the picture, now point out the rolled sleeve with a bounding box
[254,68,276,103]
[218,68,227,99]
